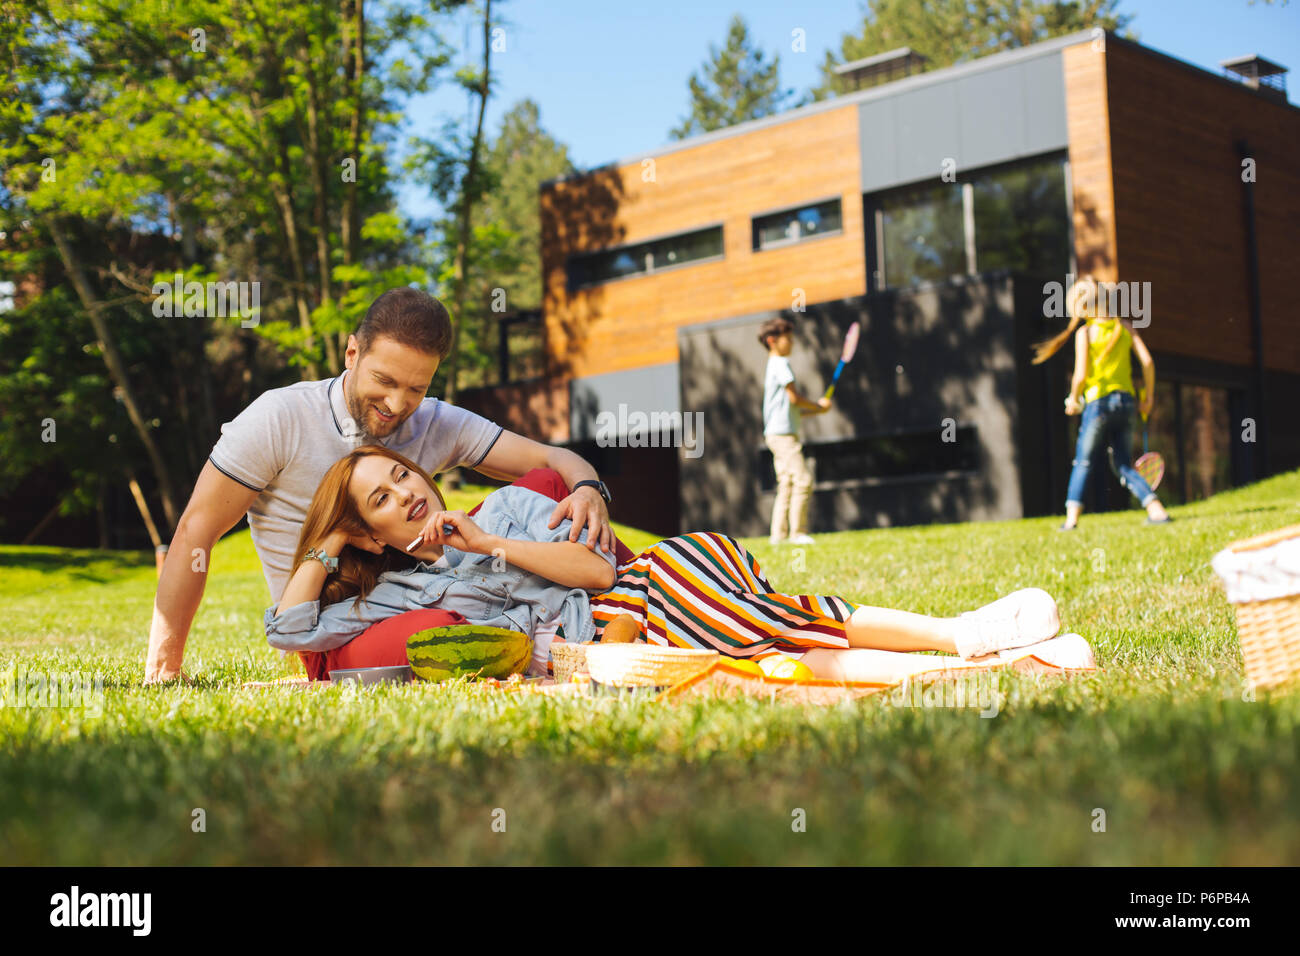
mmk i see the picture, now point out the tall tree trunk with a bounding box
[270,147,322,381]
[302,23,340,375]
[339,0,365,362]
[445,0,493,406]
[48,218,182,529]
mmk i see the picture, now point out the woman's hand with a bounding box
[409,510,495,555]
[325,529,383,557]
[1064,395,1083,416]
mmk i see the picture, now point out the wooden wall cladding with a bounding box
[540,104,866,379]
[1103,38,1300,374]
[1063,40,1120,286]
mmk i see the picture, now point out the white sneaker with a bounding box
[954,587,1061,659]
[997,633,1096,669]
[769,535,786,546]
[788,534,816,545]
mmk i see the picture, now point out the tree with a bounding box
[670,14,794,139]
[0,0,465,543]
[809,0,1136,101]
[407,0,503,405]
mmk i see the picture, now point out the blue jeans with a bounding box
[1065,391,1156,509]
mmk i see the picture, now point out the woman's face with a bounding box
[347,454,443,560]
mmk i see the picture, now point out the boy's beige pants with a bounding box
[765,433,813,539]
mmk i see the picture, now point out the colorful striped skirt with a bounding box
[589,532,860,660]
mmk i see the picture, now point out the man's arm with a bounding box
[144,460,260,683]
[473,429,613,554]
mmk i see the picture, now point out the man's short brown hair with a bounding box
[355,287,453,360]
[758,317,794,349]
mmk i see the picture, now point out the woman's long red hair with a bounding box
[292,444,447,608]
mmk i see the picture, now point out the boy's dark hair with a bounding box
[758,317,795,349]
[355,287,454,360]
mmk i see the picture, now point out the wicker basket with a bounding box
[550,642,592,684]
[584,643,719,688]
[1212,523,1300,690]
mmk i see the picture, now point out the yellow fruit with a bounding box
[726,658,764,677]
[758,655,815,681]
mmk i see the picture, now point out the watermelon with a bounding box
[406,624,533,682]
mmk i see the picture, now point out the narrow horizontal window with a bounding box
[752,198,843,251]
[567,226,723,290]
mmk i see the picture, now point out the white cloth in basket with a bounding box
[1211,536,1300,604]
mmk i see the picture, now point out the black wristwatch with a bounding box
[573,479,612,506]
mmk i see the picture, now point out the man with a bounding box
[144,287,615,683]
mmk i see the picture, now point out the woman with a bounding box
[265,445,1095,683]
[1033,276,1171,530]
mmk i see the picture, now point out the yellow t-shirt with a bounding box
[1083,317,1134,403]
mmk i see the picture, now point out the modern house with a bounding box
[460,29,1300,537]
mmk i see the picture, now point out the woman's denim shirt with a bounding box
[263,486,618,653]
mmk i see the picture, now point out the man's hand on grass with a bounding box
[143,666,192,687]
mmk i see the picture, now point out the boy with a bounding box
[759,317,830,545]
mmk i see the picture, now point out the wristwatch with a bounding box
[573,479,612,506]
[304,547,339,573]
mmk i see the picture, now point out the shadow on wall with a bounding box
[679,273,1056,537]
[539,167,628,383]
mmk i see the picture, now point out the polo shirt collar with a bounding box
[329,369,355,438]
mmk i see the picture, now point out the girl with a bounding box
[265,445,1095,684]
[1033,277,1171,530]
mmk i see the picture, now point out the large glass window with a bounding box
[753,199,843,251]
[568,225,723,289]
[971,161,1069,276]
[880,182,966,286]
[874,154,1070,289]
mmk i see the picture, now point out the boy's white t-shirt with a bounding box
[208,368,503,603]
[763,355,799,436]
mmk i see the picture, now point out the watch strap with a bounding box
[573,479,611,504]
[304,547,339,572]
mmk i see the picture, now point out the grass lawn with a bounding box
[2,473,1299,865]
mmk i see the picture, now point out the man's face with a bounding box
[343,335,440,440]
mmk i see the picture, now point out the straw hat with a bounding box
[584,643,719,688]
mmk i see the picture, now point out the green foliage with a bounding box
[670,14,795,139]
[810,0,1137,101]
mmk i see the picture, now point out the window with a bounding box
[971,161,1069,277]
[872,154,1070,289]
[752,199,843,251]
[568,226,723,289]
[879,183,965,287]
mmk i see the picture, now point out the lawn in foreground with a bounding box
[1,473,1298,864]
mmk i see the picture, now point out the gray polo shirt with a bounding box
[209,369,503,602]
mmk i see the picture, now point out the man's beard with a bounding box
[344,377,401,442]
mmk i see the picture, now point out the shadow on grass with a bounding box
[0,547,153,583]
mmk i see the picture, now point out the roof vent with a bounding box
[833,47,928,93]
[1220,54,1288,103]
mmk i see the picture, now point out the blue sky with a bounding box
[396,0,1300,222]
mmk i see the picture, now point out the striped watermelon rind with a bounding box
[406,624,533,682]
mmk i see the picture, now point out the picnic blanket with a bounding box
[240,644,1097,703]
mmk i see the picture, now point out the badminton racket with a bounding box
[823,321,860,401]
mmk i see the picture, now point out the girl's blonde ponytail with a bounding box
[1031,277,1099,365]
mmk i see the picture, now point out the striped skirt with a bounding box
[589,532,860,660]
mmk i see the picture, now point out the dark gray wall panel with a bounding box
[860,50,1068,193]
